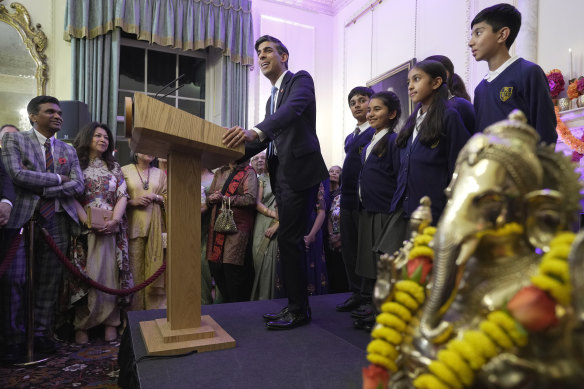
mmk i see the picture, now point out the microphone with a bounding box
[154,74,187,99]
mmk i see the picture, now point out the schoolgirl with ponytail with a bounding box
[375,59,470,253]
[352,91,401,330]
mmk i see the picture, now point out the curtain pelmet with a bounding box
[65,0,254,66]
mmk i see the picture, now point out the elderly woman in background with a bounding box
[122,152,167,311]
[250,152,266,176]
[325,165,348,293]
[250,152,279,300]
[71,122,132,345]
[206,161,257,302]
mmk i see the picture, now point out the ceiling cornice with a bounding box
[264,0,353,16]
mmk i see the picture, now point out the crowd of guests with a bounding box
[0,3,558,363]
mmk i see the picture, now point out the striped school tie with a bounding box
[39,138,55,222]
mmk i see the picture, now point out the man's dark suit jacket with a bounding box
[0,157,15,204]
[246,70,328,190]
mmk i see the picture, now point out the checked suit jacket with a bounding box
[0,157,15,204]
[1,129,84,229]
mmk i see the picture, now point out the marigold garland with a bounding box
[413,231,574,389]
[365,227,436,376]
[555,106,584,154]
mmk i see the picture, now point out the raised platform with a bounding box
[119,293,370,389]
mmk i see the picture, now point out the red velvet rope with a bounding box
[0,232,23,279]
[40,228,166,296]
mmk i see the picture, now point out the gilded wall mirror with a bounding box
[0,0,48,130]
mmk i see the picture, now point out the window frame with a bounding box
[116,37,210,126]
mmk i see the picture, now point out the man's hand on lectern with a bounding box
[223,126,258,148]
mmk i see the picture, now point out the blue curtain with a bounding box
[66,0,253,134]
[222,59,248,128]
[65,0,254,66]
[71,29,120,129]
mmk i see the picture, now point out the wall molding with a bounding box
[265,0,352,15]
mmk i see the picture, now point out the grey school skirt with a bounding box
[372,208,408,257]
[356,210,392,280]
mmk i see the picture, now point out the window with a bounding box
[116,34,208,141]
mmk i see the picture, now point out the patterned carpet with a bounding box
[0,337,120,389]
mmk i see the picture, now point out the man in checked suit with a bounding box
[1,96,84,363]
[223,35,328,329]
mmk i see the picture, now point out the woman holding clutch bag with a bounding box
[122,152,167,310]
[71,122,132,345]
[206,161,258,302]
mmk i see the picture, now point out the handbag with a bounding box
[86,206,119,233]
[213,197,237,234]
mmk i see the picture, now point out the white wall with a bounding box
[249,0,335,164]
[259,0,584,167]
[538,0,584,88]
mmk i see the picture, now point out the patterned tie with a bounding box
[39,138,55,222]
[270,86,278,114]
[353,127,360,139]
[268,86,278,158]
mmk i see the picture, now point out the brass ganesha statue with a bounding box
[369,110,584,389]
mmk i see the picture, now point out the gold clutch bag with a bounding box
[214,198,237,234]
[86,206,118,233]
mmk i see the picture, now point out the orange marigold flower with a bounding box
[568,80,579,99]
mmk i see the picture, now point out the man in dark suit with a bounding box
[223,35,328,329]
[1,96,84,362]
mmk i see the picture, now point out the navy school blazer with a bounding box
[341,126,375,211]
[390,107,470,224]
[358,131,400,214]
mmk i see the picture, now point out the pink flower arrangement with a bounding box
[546,69,565,98]
[577,77,584,95]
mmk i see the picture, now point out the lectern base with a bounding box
[139,315,236,356]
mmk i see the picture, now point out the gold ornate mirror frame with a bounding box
[0,0,48,94]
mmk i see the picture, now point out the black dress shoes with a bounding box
[34,336,57,354]
[335,295,362,312]
[263,306,289,321]
[351,303,375,319]
[266,310,311,330]
[353,314,376,332]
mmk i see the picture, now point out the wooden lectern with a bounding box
[125,93,243,355]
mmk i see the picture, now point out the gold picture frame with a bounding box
[0,0,48,95]
[367,59,416,130]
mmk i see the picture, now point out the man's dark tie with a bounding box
[353,127,360,139]
[267,86,278,158]
[39,138,55,222]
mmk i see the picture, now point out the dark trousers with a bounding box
[324,245,348,293]
[209,261,251,303]
[340,208,361,296]
[0,213,71,345]
[270,165,318,314]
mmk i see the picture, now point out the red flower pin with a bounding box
[58,157,67,165]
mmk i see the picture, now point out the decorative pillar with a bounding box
[515,0,538,62]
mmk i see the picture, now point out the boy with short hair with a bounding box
[335,87,376,328]
[469,3,557,144]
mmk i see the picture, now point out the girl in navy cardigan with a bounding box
[376,59,470,253]
[353,91,401,330]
